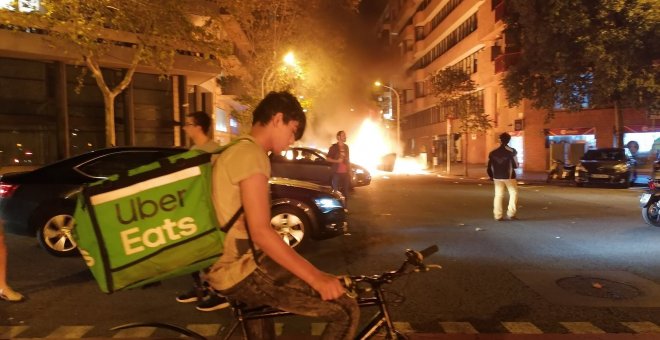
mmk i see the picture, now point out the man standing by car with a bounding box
[176,111,230,312]
[327,130,351,199]
[487,132,519,221]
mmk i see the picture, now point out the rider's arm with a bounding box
[239,172,345,301]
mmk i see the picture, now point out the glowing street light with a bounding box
[261,51,298,98]
[375,81,401,154]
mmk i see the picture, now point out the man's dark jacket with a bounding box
[327,143,350,173]
[487,145,517,179]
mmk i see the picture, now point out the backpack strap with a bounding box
[212,137,256,235]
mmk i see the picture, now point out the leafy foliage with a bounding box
[502,0,659,114]
[430,68,491,132]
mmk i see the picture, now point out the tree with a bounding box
[502,0,660,147]
[430,68,492,175]
[1,0,234,147]
[218,0,360,134]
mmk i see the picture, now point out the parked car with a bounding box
[0,147,347,256]
[575,147,637,187]
[270,146,372,188]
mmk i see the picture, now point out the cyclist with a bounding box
[205,92,359,339]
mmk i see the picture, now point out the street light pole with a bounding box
[375,82,401,155]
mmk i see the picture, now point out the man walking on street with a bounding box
[487,132,519,221]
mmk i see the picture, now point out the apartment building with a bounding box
[378,0,655,172]
[0,1,247,168]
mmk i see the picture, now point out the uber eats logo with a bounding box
[113,189,198,255]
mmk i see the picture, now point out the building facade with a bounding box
[0,1,245,169]
[378,0,656,172]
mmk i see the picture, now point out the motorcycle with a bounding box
[640,159,660,227]
[546,159,576,183]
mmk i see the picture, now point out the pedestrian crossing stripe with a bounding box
[2,321,660,338]
[45,326,94,338]
[622,321,660,333]
[440,322,478,334]
[560,322,605,334]
[112,326,156,338]
[502,322,543,334]
[0,325,28,338]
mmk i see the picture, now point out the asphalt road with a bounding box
[3,172,660,339]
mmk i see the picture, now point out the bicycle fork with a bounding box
[356,285,400,340]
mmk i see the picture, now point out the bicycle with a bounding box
[112,245,441,339]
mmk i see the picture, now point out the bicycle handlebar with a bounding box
[341,245,440,297]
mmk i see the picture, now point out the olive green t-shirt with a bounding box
[207,135,270,291]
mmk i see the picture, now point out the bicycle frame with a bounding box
[112,245,439,340]
[220,292,398,340]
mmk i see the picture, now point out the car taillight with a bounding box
[0,183,19,198]
[649,180,656,191]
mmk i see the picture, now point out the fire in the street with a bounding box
[349,118,427,175]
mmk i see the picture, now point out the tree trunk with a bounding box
[463,130,468,177]
[104,93,117,147]
[614,100,624,148]
[84,49,142,148]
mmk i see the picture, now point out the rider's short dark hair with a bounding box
[253,91,306,141]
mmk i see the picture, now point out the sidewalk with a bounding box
[427,162,548,183]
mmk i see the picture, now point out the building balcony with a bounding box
[494,0,507,22]
[494,51,520,74]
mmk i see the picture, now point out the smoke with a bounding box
[297,0,395,151]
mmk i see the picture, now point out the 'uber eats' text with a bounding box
[113,190,198,255]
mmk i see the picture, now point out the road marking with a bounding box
[0,326,29,338]
[502,322,543,334]
[439,322,479,334]
[46,325,94,338]
[184,324,222,337]
[394,322,414,333]
[311,323,326,336]
[112,326,156,338]
[621,321,660,333]
[560,322,605,334]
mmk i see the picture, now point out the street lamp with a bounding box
[375,81,401,154]
[261,52,297,98]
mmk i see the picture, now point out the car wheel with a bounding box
[36,212,78,257]
[642,201,660,227]
[270,205,310,248]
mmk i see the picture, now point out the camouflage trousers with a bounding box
[220,266,359,340]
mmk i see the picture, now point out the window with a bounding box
[0,0,39,12]
[411,13,478,70]
[415,81,426,98]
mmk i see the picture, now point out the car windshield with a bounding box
[582,149,625,161]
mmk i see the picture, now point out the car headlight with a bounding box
[314,197,344,213]
[355,168,364,174]
[576,164,587,172]
[613,163,629,172]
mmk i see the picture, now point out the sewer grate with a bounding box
[556,276,642,300]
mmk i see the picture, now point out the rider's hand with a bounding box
[310,272,346,301]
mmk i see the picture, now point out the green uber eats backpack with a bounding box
[72,140,245,293]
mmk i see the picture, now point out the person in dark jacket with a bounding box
[327,130,351,198]
[487,132,519,221]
